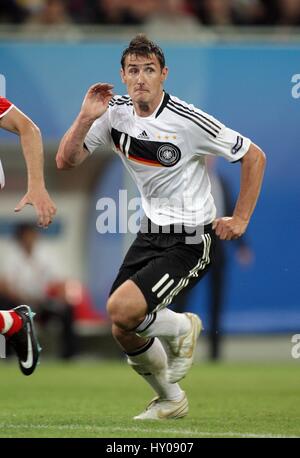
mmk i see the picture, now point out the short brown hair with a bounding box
[121,34,166,70]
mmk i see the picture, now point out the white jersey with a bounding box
[84,92,251,226]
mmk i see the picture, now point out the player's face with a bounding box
[121,54,168,105]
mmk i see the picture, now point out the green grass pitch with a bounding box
[0,360,299,438]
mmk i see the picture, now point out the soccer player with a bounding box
[56,35,266,419]
[0,96,57,375]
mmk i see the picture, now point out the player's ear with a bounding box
[120,68,126,84]
[161,66,168,83]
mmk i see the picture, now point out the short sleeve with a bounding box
[0,97,13,119]
[198,124,252,163]
[84,109,111,154]
[185,105,251,162]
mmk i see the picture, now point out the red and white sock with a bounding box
[0,311,23,336]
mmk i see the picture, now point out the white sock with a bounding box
[135,308,190,338]
[0,311,13,334]
[127,337,183,401]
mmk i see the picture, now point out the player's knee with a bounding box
[106,295,142,330]
[106,295,119,323]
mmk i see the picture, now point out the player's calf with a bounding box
[111,323,148,353]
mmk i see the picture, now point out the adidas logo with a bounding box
[137,130,150,140]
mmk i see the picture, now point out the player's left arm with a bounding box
[213,143,266,240]
[0,106,57,228]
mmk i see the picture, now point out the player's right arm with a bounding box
[56,83,113,169]
[0,101,57,228]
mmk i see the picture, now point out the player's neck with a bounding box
[133,91,164,118]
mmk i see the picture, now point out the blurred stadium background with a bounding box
[0,1,300,364]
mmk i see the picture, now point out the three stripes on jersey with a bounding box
[109,94,222,138]
[166,98,222,138]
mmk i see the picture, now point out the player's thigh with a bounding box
[109,231,158,297]
[131,232,214,313]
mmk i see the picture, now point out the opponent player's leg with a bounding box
[0,306,41,376]
[107,281,188,420]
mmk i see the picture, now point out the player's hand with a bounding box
[212,215,249,240]
[80,83,114,121]
[14,188,57,228]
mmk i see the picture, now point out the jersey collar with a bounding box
[155,91,170,118]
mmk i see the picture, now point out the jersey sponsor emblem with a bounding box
[157,143,181,167]
[232,135,243,155]
[137,130,150,140]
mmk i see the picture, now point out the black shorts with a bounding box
[109,220,215,313]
